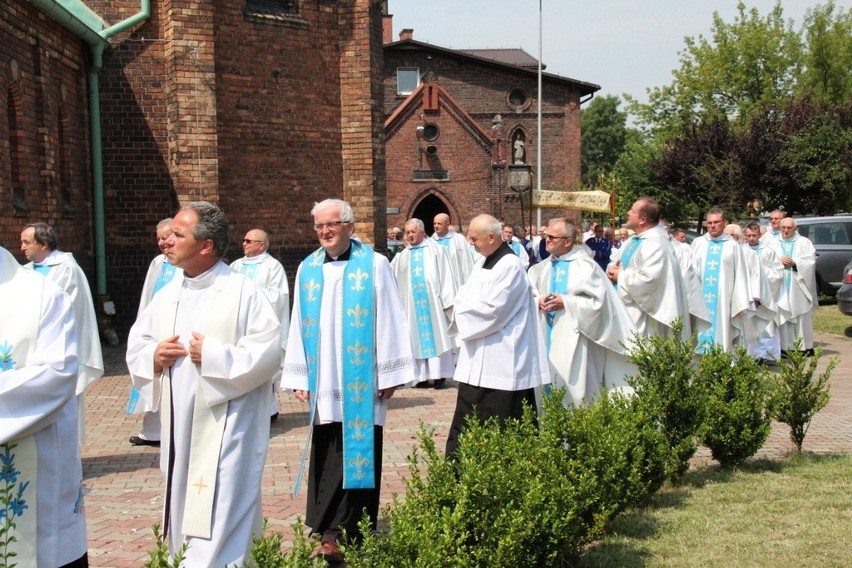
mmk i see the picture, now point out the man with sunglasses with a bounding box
[231,228,290,422]
[529,219,636,407]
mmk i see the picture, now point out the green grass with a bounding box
[576,454,852,568]
[813,303,852,337]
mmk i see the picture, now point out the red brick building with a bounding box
[382,19,599,233]
[2,0,386,333]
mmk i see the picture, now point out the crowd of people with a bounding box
[2,196,818,566]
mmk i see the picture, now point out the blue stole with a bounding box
[507,240,521,256]
[32,264,51,276]
[779,239,795,291]
[697,239,725,353]
[545,259,570,350]
[299,240,376,489]
[435,235,452,255]
[237,262,260,280]
[619,237,642,269]
[615,236,641,290]
[127,260,178,413]
[410,246,437,358]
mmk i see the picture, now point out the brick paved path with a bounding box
[81,333,851,565]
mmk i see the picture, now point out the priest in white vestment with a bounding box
[392,219,457,387]
[281,199,414,564]
[501,223,530,268]
[759,209,786,245]
[688,208,753,352]
[126,202,282,567]
[432,212,474,289]
[129,218,183,447]
[230,227,290,420]
[774,217,819,353]
[446,214,551,458]
[743,223,784,361]
[528,219,636,408]
[606,198,692,339]
[21,222,104,445]
[0,246,89,568]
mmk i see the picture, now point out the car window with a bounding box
[801,222,850,245]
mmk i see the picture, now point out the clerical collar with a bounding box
[324,244,352,263]
[482,242,513,270]
[241,252,270,264]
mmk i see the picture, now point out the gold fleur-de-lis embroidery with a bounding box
[707,260,719,271]
[302,316,317,337]
[349,453,370,479]
[412,265,424,277]
[309,251,324,267]
[303,278,321,302]
[347,342,368,365]
[348,268,369,291]
[554,267,567,282]
[705,276,718,287]
[347,304,369,328]
[348,377,368,402]
[347,416,370,440]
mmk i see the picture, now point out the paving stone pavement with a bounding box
[81,333,851,565]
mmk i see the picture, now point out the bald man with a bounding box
[446,214,550,458]
[231,228,290,421]
[432,212,475,289]
[774,217,818,354]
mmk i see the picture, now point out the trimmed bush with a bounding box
[771,339,837,452]
[626,320,703,480]
[695,345,773,468]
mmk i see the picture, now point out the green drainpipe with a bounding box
[29,0,150,344]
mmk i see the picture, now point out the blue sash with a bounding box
[299,240,376,489]
[127,260,178,413]
[619,237,642,269]
[697,239,724,353]
[545,259,570,350]
[32,264,51,276]
[779,240,795,291]
[410,247,437,358]
[435,236,452,255]
[508,240,521,256]
[237,262,260,280]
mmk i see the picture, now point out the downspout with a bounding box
[28,0,150,344]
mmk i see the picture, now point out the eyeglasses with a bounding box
[543,233,570,240]
[242,239,263,245]
[313,221,349,231]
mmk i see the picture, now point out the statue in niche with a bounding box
[513,133,526,164]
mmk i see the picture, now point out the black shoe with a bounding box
[270,412,279,424]
[413,381,430,388]
[433,379,447,389]
[129,436,160,447]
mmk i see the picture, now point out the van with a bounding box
[792,215,852,295]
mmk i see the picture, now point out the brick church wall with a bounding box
[1,1,95,271]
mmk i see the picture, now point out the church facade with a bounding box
[381,23,599,234]
[2,0,386,332]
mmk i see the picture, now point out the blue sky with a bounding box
[388,1,824,106]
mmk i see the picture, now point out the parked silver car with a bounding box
[793,215,852,295]
[837,260,852,316]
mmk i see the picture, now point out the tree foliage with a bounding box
[630,1,804,136]
[581,95,628,184]
[798,1,852,104]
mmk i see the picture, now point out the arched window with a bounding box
[7,83,28,216]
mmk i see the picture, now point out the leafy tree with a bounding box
[630,1,803,136]
[740,98,852,214]
[652,117,746,224]
[799,1,852,104]
[581,95,628,184]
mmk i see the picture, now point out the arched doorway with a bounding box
[411,193,449,236]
